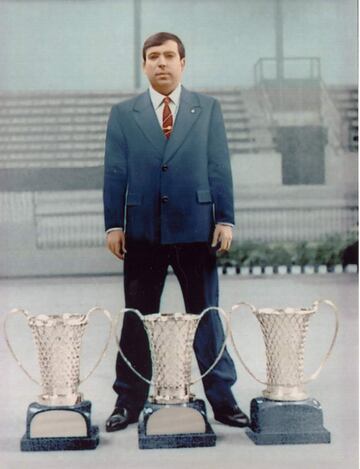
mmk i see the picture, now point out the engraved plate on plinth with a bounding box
[4,307,112,451]
[115,307,229,449]
[230,300,339,445]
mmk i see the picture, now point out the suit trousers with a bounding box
[113,240,238,413]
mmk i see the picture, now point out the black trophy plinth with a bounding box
[245,397,331,445]
[21,400,99,451]
[138,399,216,449]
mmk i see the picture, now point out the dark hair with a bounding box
[142,32,185,61]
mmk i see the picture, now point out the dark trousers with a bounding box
[113,240,237,413]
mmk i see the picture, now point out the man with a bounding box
[103,32,249,432]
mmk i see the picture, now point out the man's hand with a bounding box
[106,230,127,260]
[211,224,233,253]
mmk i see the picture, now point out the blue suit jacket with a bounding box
[103,87,234,244]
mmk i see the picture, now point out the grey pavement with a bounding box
[0,273,358,469]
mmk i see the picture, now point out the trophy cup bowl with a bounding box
[4,307,112,451]
[229,299,339,445]
[114,307,230,449]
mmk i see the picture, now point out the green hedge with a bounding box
[217,233,358,267]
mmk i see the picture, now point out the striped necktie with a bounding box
[162,96,173,139]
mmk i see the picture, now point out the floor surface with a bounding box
[0,273,358,469]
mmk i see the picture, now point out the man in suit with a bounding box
[103,32,249,432]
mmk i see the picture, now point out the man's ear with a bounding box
[181,58,186,71]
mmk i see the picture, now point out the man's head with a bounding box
[142,32,185,95]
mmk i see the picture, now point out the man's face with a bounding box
[143,40,185,95]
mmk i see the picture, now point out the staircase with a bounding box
[204,89,276,155]
[328,85,358,152]
[0,89,276,175]
[0,92,127,169]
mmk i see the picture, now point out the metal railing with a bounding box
[254,57,321,85]
[319,81,343,152]
[254,56,322,122]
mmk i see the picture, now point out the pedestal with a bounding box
[246,397,331,445]
[21,400,99,451]
[138,399,216,449]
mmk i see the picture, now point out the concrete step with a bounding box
[0,123,106,134]
[0,93,133,106]
[223,110,248,119]
[0,133,105,143]
[0,141,103,152]
[342,109,358,119]
[329,89,357,100]
[226,129,258,139]
[210,95,245,104]
[228,140,259,149]
[224,120,250,130]
[0,115,107,125]
[0,106,111,117]
[219,102,247,111]
[229,142,260,153]
[0,156,102,168]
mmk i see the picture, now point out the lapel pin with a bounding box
[191,108,196,113]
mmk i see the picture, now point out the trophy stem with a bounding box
[37,392,83,407]
[262,385,308,401]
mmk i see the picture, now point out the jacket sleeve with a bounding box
[207,99,235,225]
[103,105,128,231]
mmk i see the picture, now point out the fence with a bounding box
[1,191,357,249]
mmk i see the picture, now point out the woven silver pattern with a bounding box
[231,300,339,401]
[143,313,200,404]
[255,308,314,387]
[28,314,88,403]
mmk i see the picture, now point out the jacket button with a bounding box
[161,164,168,172]
[161,196,169,203]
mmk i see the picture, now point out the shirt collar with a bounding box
[149,83,182,110]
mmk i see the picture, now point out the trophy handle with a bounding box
[114,308,153,385]
[79,306,114,384]
[229,302,268,385]
[190,306,231,385]
[3,308,41,385]
[302,299,339,383]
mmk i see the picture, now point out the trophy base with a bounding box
[20,400,99,451]
[246,397,331,445]
[138,399,216,449]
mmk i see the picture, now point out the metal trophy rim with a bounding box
[3,306,113,388]
[229,299,339,387]
[114,306,230,387]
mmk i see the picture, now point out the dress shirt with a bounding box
[149,82,181,128]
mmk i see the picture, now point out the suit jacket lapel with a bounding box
[133,90,166,158]
[163,87,202,163]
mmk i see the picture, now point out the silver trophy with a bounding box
[4,307,112,451]
[230,299,339,444]
[115,307,229,449]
